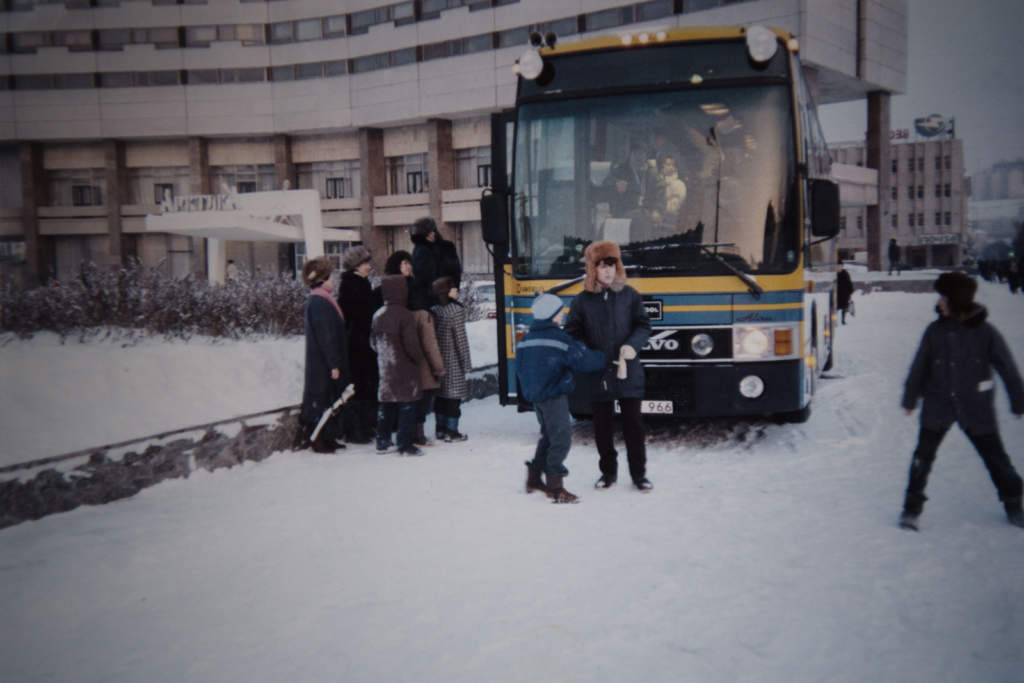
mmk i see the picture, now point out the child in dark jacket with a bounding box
[899,272,1024,530]
[516,293,606,503]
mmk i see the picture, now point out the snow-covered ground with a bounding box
[2,276,1023,682]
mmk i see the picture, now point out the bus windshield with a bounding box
[512,85,798,278]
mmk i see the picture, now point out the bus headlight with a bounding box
[691,333,713,357]
[517,49,544,80]
[739,375,765,398]
[746,25,778,63]
[737,328,769,357]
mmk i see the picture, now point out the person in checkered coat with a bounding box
[431,276,472,441]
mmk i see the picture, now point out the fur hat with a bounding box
[583,241,627,293]
[412,217,437,238]
[384,250,413,276]
[433,275,456,305]
[531,293,563,321]
[301,256,333,288]
[340,245,372,272]
[934,271,976,316]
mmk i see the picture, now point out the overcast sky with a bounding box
[818,0,1024,176]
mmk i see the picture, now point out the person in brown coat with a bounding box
[384,250,446,446]
[371,275,425,456]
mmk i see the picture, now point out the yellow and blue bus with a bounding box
[481,25,840,422]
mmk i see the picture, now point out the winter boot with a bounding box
[525,462,547,494]
[444,418,468,442]
[1005,496,1024,528]
[397,445,424,456]
[546,475,579,504]
[594,474,617,490]
[898,510,920,531]
[633,477,653,493]
[413,423,433,447]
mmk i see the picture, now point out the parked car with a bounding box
[469,280,496,320]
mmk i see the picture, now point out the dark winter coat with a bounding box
[432,300,471,399]
[301,293,350,424]
[371,275,424,403]
[565,240,651,401]
[516,319,606,403]
[411,235,462,310]
[902,304,1024,434]
[337,270,381,398]
[836,268,854,310]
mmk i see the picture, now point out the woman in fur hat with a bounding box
[564,240,653,491]
[410,217,462,311]
[336,245,381,444]
[899,271,1024,530]
[299,256,350,453]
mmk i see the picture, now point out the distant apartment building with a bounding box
[832,137,966,268]
[0,0,907,286]
[968,159,1024,244]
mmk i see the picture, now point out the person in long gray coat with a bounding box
[371,275,425,456]
[431,276,471,442]
[565,240,652,492]
[899,272,1024,530]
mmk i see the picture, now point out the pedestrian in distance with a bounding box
[836,260,855,324]
[299,257,350,454]
[888,238,901,276]
[337,245,381,444]
[431,276,472,442]
[371,274,426,456]
[517,293,606,503]
[385,250,446,447]
[565,240,653,492]
[899,272,1024,530]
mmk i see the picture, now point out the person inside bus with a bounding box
[602,139,657,218]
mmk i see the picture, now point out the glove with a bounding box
[616,345,637,380]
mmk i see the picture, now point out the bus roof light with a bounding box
[518,49,544,80]
[746,25,778,63]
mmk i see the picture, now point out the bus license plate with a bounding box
[615,400,673,414]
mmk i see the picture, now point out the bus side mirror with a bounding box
[810,179,840,238]
[480,190,508,245]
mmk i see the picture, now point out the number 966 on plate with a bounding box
[614,400,673,414]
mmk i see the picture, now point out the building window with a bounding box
[324,15,346,39]
[185,26,218,47]
[456,146,492,188]
[890,214,898,228]
[934,212,941,226]
[406,171,425,193]
[585,6,633,31]
[907,186,913,200]
[944,212,951,225]
[917,157,924,172]
[856,214,863,234]
[935,184,941,198]
[636,0,673,21]
[907,213,914,227]
[298,160,361,200]
[935,156,942,170]
[295,18,323,42]
[296,62,322,80]
[917,185,923,199]
[386,154,427,195]
[944,183,951,197]
[155,183,175,204]
[212,165,276,195]
[917,212,923,227]
[892,159,898,173]
[945,155,951,169]
[269,22,294,44]
[72,185,102,207]
[325,60,347,77]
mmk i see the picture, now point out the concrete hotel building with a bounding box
[0,0,907,285]
[833,136,967,268]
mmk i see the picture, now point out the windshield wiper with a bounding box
[700,242,763,298]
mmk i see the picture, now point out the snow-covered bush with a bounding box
[1,260,306,340]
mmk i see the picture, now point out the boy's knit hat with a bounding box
[934,271,976,316]
[531,293,563,321]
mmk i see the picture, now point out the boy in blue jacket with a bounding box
[516,293,605,503]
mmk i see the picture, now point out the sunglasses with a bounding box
[598,257,619,267]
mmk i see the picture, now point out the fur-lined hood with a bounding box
[583,241,627,293]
